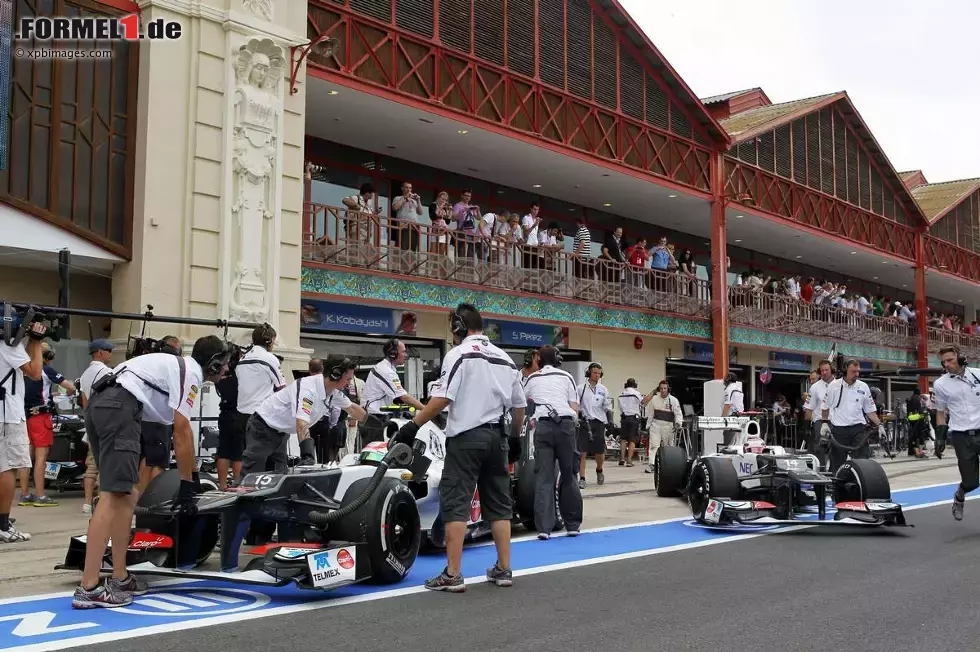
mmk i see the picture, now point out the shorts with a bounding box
[217,410,249,462]
[440,425,512,523]
[619,415,640,442]
[141,420,173,469]
[26,413,54,448]
[84,386,142,494]
[0,421,31,473]
[577,418,607,455]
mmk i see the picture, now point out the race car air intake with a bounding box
[306,442,413,526]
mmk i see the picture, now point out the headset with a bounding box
[539,346,563,368]
[255,322,276,349]
[327,357,354,382]
[624,378,637,389]
[204,341,234,377]
[383,338,400,361]
[522,348,537,369]
[724,371,738,386]
[159,338,182,357]
[585,362,603,379]
[449,309,468,339]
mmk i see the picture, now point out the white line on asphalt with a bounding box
[6,481,972,652]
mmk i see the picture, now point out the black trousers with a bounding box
[829,423,869,474]
[950,430,980,494]
[533,418,582,533]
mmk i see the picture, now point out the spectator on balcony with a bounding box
[572,217,594,280]
[897,302,915,324]
[874,296,887,317]
[428,191,451,258]
[391,181,424,267]
[452,189,482,260]
[800,277,815,303]
[478,209,506,264]
[342,182,379,258]
[678,249,698,297]
[521,202,544,270]
[600,227,626,284]
[539,222,563,273]
[649,236,672,292]
[496,212,523,267]
[625,237,648,288]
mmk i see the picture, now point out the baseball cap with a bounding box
[89,338,114,354]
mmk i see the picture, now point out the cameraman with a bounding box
[0,319,46,544]
[72,335,231,609]
[19,342,75,507]
[138,336,182,491]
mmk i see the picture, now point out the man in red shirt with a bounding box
[625,238,648,289]
[800,277,815,303]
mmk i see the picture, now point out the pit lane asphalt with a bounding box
[84,501,978,652]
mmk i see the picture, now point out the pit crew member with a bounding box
[933,346,980,521]
[138,335,182,491]
[721,372,744,417]
[819,359,881,474]
[73,335,231,609]
[644,379,683,473]
[79,339,115,514]
[392,303,526,592]
[18,342,75,507]
[577,362,612,488]
[229,324,285,486]
[360,338,425,446]
[617,378,643,467]
[803,359,833,467]
[0,320,46,543]
[521,345,582,538]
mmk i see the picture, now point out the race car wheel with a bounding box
[331,477,421,584]
[833,458,891,503]
[135,469,220,568]
[687,457,740,521]
[654,446,687,497]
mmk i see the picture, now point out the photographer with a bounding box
[19,342,76,507]
[138,336,182,491]
[391,181,424,273]
[72,335,231,609]
[0,319,46,544]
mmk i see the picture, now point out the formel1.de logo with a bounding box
[17,14,182,41]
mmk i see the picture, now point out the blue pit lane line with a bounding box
[0,481,967,652]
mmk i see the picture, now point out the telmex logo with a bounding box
[115,587,271,617]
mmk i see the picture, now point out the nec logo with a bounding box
[315,555,332,570]
[739,462,753,474]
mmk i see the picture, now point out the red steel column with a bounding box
[710,151,729,380]
[914,230,930,391]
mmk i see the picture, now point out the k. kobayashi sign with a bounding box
[300,300,417,336]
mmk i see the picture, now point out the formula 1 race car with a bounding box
[339,407,563,548]
[654,416,908,528]
[56,442,424,591]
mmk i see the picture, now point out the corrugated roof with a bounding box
[911,178,980,223]
[718,93,840,139]
[701,88,762,105]
[899,171,920,181]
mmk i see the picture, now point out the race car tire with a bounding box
[330,476,420,584]
[833,458,890,503]
[135,469,220,568]
[515,459,566,533]
[654,446,687,497]
[687,457,740,521]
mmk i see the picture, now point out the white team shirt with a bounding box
[933,367,980,432]
[431,334,526,437]
[427,379,449,414]
[804,378,830,423]
[724,381,745,415]
[363,358,407,415]
[236,346,285,414]
[522,365,578,420]
[113,353,204,425]
[618,388,643,417]
[0,341,30,423]
[257,374,352,434]
[577,381,612,423]
[821,378,876,427]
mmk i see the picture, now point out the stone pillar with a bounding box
[113,0,310,372]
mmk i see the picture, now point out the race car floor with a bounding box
[69,499,979,652]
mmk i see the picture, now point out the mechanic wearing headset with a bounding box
[19,342,75,507]
[392,303,526,592]
[138,336,183,492]
[819,359,881,474]
[643,379,683,472]
[617,378,644,467]
[522,345,582,539]
[932,346,980,521]
[721,372,745,418]
[577,362,612,489]
[72,335,231,609]
[803,359,834,467]
[360,338,424,446]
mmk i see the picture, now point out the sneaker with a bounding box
[72,581,133,609]
[567,529,581,537]
[18,493,36,507]
[0,526,32,543]
[618,460,625,466]
[537,532,550,540]
[424,567,465,593]
[644,466,652,474]
[953,494,965,522]
[578,477,587,490]
[82,504,92,515]
[33,495,58,507]
[107,573,149,596]
[486,563,513,587]
[596,470,605,486]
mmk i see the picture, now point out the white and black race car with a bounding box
[654,416,908,529]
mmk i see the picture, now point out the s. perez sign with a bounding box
[484,319,568,348]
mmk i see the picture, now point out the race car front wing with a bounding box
[699,498,909,528]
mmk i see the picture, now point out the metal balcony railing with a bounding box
[302,204,710,317]
[926,327,980,360]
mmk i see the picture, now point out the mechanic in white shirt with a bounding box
[618,378,645,467]
[228,325,284,481]
[78,338,115,514]
[577,362,612,488]
[360,338,424,446]
[819,359,880,474]
[0,320,46,544]
[74,335,231,609]
[721,372,745,417]
[933,346,980,521]
[803,359,834,465]
[391,304,526,591]
[521,346,582,538]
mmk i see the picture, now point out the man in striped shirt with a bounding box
[573,217,593,280]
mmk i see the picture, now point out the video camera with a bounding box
[2,303,68,347]
[126,336,183,359]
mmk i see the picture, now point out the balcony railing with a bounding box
[302,204,710,317]
[727,286,915,350]
[927,327,980,360]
